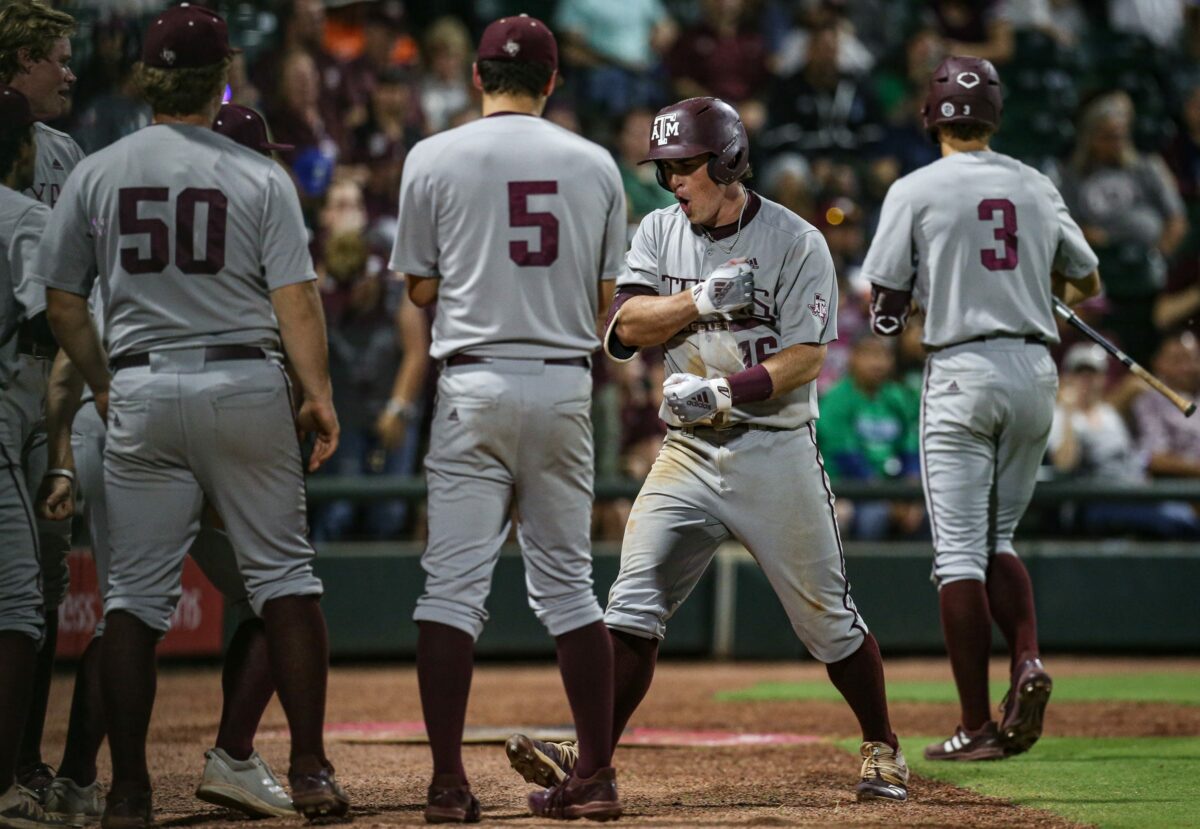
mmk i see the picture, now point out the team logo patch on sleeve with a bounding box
[808,293,828,323]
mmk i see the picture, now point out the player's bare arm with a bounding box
[596,280,616,337]
[615,260,754,347]
[760,343,827,396]
[37,348,84,520]
[44,287,108,417]
[1052,269,1101,307]
[403,273,438,307]
[271,280,340,471]
[376,293,429,450]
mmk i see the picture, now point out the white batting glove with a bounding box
[691,261,754,317]
[663,372,732,424]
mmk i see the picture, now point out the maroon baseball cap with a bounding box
[477,15,557,72]
[213,104,293,156]
[143,3,237,69]
[0,86,34,138]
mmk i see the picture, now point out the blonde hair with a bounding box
[0,0,76,84]
[135,58,230,116]
[1071,91,1138,174]
[423,16,471,61]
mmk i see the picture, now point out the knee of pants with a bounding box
[530,589,604,638]
[245,571,324,619]
[791,612,867,664]
[602,594,668,641]
[103,595,176,635]
[0,603,45,643]
[932,551,989,588]
[413,595,488,641]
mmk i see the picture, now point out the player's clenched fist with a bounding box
[691,260,754,317]
[663,372,732,424]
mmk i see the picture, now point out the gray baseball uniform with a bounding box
[862,150,1098,585]
[0,185,49,641]
[0,124,86,616]
[390,112,626,639]
[602,192,868,664]
[33,123,322,632]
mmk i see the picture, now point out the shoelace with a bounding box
[551,741,580,770]
[860,744,907,786]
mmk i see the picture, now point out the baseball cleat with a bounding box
[16,766,56,805]
[923,722,1007,761]
[98,790,151,829]
[1000,658,1053,756]
[0,784,66,829]
[527,767,622,822]
[288,766,349,823]
[855,741,909,802]
[424,776,481,824]
[504,734,577,788]
[43,779,104,826]
[195,748,294,818]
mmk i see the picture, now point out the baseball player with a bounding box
[31,104,301,826]
[862,56,1100,760]
[0,85,62,829]
[510,96,910,804]
[0,0,83,797]
[389,15,627,823]
[33,6,347,826]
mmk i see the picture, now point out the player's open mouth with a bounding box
[677,196,690,215]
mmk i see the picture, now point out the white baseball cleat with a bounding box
[194,748,294,818]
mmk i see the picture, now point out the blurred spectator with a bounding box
[419,16,473,135]
[615,107,675,225]
[1109,0,1186,50]
[772,1,877,78]
[929,0,1014,64]
[555,0,677,119]
[1134,330,1200,476]
[666,0,769,132]
[1062,92,1188,364]
[764,23,884,158]
[347,67,420,227]
[340,1,420,135]
[1158,80,1200,333]
[1001,0,1087,47]
[70,18,150,153]
[761,153,816,220]
[874,25,944,119]
[266,50,342,198]
[1050,343,1200,537]
[817,336,923,539]
[313,232,429,540]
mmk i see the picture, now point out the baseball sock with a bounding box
[416,621,474,783]
[555,621,614,778]
[17,610,57,773]
[939,580,993,731]
[825,633,897,749]
[985,553,1039,677]
[262,595,330,776]
[609,629,659,745]
[216,619,274,762]
[0,632,37,789]
[57,637,105,786]
[101,611,158,793]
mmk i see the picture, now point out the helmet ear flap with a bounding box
[655,161,669,191]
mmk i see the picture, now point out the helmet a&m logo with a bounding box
[956,71,980,89]
[160,47,176,66]
[652,112,680,146]
[503,39,520,57]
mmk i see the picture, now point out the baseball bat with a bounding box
[1053,297,1196,418]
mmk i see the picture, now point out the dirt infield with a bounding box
[39,656,1199,827]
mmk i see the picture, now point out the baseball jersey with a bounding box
[862,150,1098,349]
[32,124,315,358]
[612,191,838,429]
[0,188,50,387]
[389,113,626,361]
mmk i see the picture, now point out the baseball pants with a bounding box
[604,424,868,664]
[416,359,604,640]
[920,338,1057,586]
[0,438,42,641]
[103,349,322,633]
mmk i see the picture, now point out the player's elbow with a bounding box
[44,289,84,335]
[405,274,439,307]
[1079,270,1102,301]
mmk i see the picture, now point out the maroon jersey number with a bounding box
[508,181,559,267]
[978,198,1018,271]
[119,187,228,275]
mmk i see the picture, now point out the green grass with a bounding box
[837,736,1200,829]
[718,673,1200,706]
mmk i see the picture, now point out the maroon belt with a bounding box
[445,355,589,368]
[110,345,264,372]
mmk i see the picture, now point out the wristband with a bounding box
[46,468,75,482]
[726,364,774,405]
[384,399,417,419]
[691,282,717,316]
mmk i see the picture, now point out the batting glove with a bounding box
[691,261,755,317]
[663,372,732,424]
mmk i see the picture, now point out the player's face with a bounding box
[659,154,725,225]
[19,38,75,121]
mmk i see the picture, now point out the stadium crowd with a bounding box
[46,0,1200,540]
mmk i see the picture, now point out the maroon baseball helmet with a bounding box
[922,56,1003,136]
[641,97,749,191]
[213,104,293,156]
